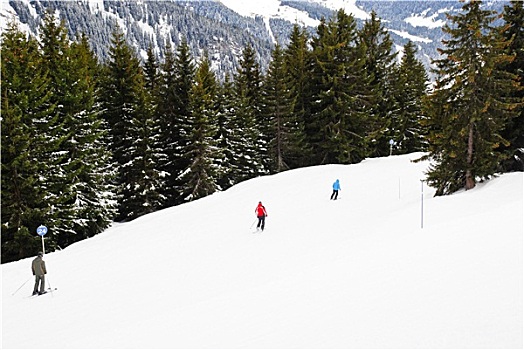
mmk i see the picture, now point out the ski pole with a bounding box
[249,219,257,229]
[47,276,55,297]
[12,277,31,296]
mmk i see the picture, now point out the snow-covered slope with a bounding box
[219,0,321,27]
[218,0,369,27]
[2,153,522,348]
[218,0,368,43]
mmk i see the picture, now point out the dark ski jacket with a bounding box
[32,256,47,276]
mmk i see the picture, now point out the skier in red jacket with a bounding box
[255,201,268,231]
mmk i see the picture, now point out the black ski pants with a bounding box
[257,215,266,230]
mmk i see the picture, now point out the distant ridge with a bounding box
[0,0,508,78]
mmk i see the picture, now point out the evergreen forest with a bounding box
[2,1,523,263]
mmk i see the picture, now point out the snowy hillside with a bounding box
[0,0,509,80]
[2,153,522,348]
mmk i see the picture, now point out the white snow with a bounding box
[218,0,370,27]
[0,0,35,35]
[218,0,320,42]
[390,29,432,44]
[405,8,447,29]
[309,0,369,20]
[219,0,320,28]
[2,153,523,348]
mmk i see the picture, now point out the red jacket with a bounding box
[256,204,267,217]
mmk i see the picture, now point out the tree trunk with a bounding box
[465,122,476,190]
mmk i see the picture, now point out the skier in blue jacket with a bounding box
[330,179,341,200]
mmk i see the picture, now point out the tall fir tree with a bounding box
[181,54,222,200]
[99,27,153,220]
[123,78,165,219]
[143,43,162,143]
[262,44,307,172]
[358,11,399,157]
[62,34,117,244]
[168,38,196,205]
[39,15,117,246]
[235,44,268,175]
[35,14,72,248]
[157,41,179,207]
[236,44,263,116]
[232,83,265,182]
[424,0,520,195]
[214,75,261,187]
[138,43,168,212]
[305,17,327,160]
[144,45,160,94]
[1,23,53,262]
[214,76,237,189]
[391,41,429,154]
[284,24,313,167]
[310,10,370,164]
[499,0,524,172]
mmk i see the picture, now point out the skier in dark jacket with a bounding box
[32,252,47,295]
[331,179,341,200]
[255,201,268,231]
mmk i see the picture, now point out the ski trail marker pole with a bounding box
[420,180,424,229]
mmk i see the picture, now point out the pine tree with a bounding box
[262,44,307,172]
[157,41,179,207]
[214,76,235,189]
[144,45,160,94]
[231,81,264,182]
[123,81,165,219]
[215,76,257,187]
[284,24,313,167]
[309,10,370,164]
[424,0,520,195]
[33,13,73,248]
[99,27,149,220]
[62,34,117,243]
[391,41,429,154]
[1,23,54,262]
[38,15,117,246]
[143,46,162,130]
[166,38,196,205]
[236,44,263,116]
[141,43,168,210]
[235,44,268,175]
[358,11,399,157]
[181,54,222,200]
[499,0,524,172]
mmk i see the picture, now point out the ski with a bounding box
[28,287,57,298]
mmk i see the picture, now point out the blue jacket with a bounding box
[333,179,341,191]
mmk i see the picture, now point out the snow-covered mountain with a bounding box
[2,153,522,348]
[0,0,508,78]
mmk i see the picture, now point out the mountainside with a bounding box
[2,153,522,348]
[0,0,508,78]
